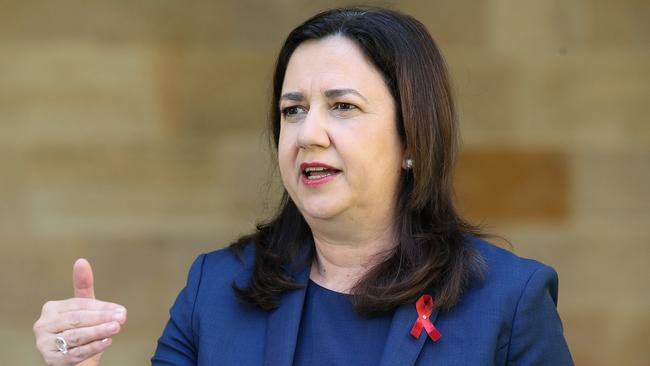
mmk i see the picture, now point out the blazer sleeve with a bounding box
[151,254,205,366]
[506,264,574,366]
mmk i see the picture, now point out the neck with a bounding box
[308,218,398,294]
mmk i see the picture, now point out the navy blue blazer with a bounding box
[152,237,573,365]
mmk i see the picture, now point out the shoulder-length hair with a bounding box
[232,6,484,316]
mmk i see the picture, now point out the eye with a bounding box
[281,105,307,118]
[332,102,357,111]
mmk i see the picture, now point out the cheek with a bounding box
[345,125,402,183]
[277,127,297,182]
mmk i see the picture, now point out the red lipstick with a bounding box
[300,162,341,187]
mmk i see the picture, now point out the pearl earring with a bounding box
[404,158,413,170]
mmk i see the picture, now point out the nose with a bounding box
[297,107,331,149]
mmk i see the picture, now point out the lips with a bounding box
[300,162,341,187]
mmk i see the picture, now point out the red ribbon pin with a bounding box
[410,294,441,342]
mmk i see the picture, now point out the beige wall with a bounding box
[1,1,648,365]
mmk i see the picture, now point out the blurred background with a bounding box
[1,0,648,365]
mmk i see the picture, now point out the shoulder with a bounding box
[463,237,573,364]
[153,241,263,363]
[177,240,261,329]
[468,236,558,300]
[187,240,256,290]
[469,237,557,288]
[426,238,572,364]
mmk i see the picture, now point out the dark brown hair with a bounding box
[231,7,484,316]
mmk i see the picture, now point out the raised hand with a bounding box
[34,259,127,366]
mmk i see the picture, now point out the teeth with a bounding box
[304,166,327,173]
[307,171,334,179]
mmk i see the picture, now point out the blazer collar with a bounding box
[379,298,440,366]
[260,261,440,366]
[263,264,310,366]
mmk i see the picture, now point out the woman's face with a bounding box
[278,36,404,223]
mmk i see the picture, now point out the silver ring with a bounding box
[55,336,68,354]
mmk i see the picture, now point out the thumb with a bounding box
[73,258,95,299]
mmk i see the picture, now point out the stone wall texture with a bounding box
[1,1,648,365]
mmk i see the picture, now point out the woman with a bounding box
[34,7,574,366]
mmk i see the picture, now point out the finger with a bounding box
[47,309,127,333]
[61,337,113,365]
[73,258,95,299]
[58,321,121,348]
[43,298,126,313]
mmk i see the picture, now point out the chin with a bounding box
[298,199,345,221]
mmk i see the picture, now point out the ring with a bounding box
[55,336,68,354]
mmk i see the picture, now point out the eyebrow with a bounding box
[279,88,368,103]
[279,92,304,102]
[324,88,368,102]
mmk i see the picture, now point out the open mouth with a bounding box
[300,163,342,186]
[303,166,341,180]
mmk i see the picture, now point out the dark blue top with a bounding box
[293,279,394,366]
[152,237,574,365]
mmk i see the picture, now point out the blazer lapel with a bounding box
[263,266,310,366]
[379,296,441,366]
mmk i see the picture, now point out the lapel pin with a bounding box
[410,294,442,341]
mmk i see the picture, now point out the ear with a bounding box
[400,144,409,170]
